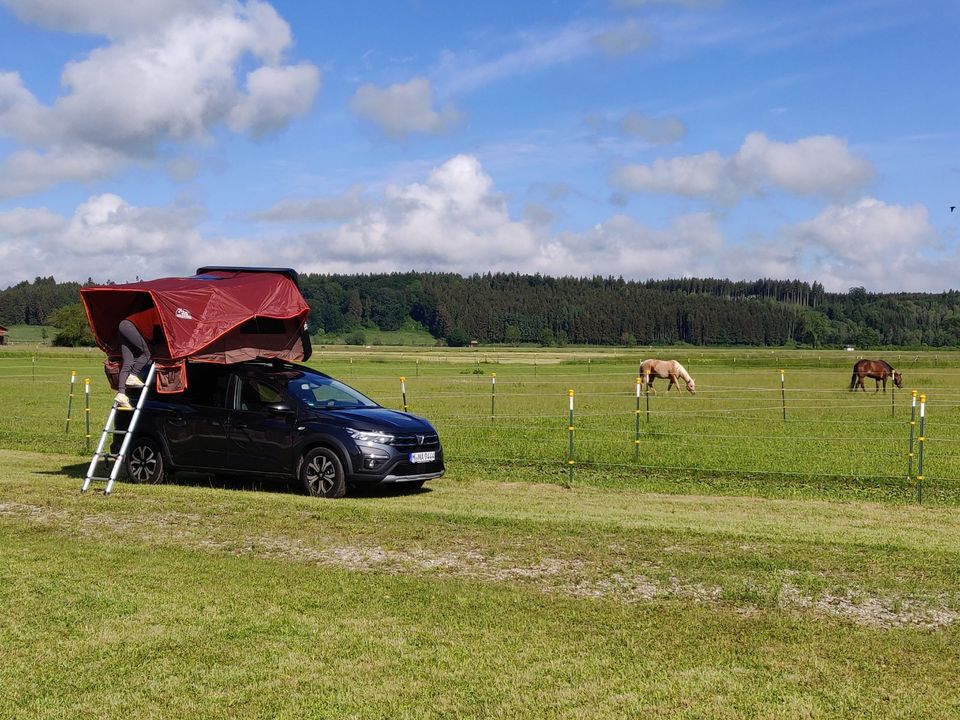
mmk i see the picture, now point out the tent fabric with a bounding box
[81,269,311,392]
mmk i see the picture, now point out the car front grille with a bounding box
[392,433,440,451]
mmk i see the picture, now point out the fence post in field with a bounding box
[490,373,496,423]
[416,359,420,377]
[891,375,896,417]
[65,370,76,433]
[400,376,408,412]
[634,376,642,459]
[907,390,917,481]
[84,378,91,452]
[32,354,36,383]
[779,369,787,421]
[916,394,926,504]
[645,372,651,422]
[566,389,575,486]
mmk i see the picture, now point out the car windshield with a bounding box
[286,373,379,409]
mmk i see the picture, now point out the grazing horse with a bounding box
[850,359,902,393]
[640,359,696,395]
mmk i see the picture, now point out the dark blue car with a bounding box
[119,360,444,498]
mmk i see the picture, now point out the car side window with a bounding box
[186,365,229,408]
[237,378,282,412]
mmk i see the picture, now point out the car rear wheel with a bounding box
[301,447,347,498]
[126,437,166,484]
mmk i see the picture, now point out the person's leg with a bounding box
[118,322,136,390]
[118,319,151,385]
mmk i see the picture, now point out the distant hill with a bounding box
[3,272,959,348]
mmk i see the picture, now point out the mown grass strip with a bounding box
[3,517,959,719]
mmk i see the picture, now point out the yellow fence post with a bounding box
[906,390,917,482]
[916,394,926,504]
[566,389,575,486]
[84,378,91,452]
[634,376,642,459]
[65,370,76,434]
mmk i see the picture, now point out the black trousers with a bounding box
[117,319,151,390]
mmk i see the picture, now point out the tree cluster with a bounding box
[4,273,960,348]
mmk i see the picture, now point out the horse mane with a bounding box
[674,361,691,383]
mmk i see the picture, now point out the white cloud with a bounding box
[350,77,462,140]
[734,133,873,197]
[253,186,367,222]
[0,206,65,236]
[306,154,540,268]
[434,18,660,97]
[592,19,654,57]
[613,132,873,202]
[0,195,205,286]
[621,111,687,145]
[785,198,939,291]
[229,63,322,138]
[0,0,320,197]
[0,146,128,198]
[545,212,726,278]
[615,151,730,198]
[0,0,219,36]
[2,158,953,294]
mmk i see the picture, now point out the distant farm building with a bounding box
[0,325,7,345]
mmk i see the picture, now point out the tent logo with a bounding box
[175,308,194,320]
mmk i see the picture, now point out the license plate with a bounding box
[409,451,435,464]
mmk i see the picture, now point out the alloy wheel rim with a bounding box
[130,446,157,482]
[308,456,335,494]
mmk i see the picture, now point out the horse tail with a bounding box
[849,370,857,391]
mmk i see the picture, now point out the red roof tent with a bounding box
[81,267,312,391]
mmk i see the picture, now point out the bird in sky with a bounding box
[951,206,956,212]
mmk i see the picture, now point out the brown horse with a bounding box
[640,359,696,395]
[850,359,902,393]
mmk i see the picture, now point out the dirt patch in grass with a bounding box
[3,500,956,630]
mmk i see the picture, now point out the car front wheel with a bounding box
[126,437,166,484]
[301,447,347,498]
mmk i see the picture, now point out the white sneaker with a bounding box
[114,393,133,410]
[125,376,145,388]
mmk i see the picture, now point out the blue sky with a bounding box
[0,0,957,291]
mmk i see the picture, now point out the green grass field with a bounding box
[2,347,959,717]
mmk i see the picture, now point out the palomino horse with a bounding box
[640,359,696,395]
[849,359,902,393]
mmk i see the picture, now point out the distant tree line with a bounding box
[3,272,960,348]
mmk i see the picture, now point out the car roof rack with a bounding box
[195,266,302,288]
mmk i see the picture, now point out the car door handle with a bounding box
[168,416,186,426]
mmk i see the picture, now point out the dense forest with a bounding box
[3,273,960,348]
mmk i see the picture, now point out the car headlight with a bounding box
[346,428,395,444]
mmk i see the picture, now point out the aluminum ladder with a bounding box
[82,363,156,495]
